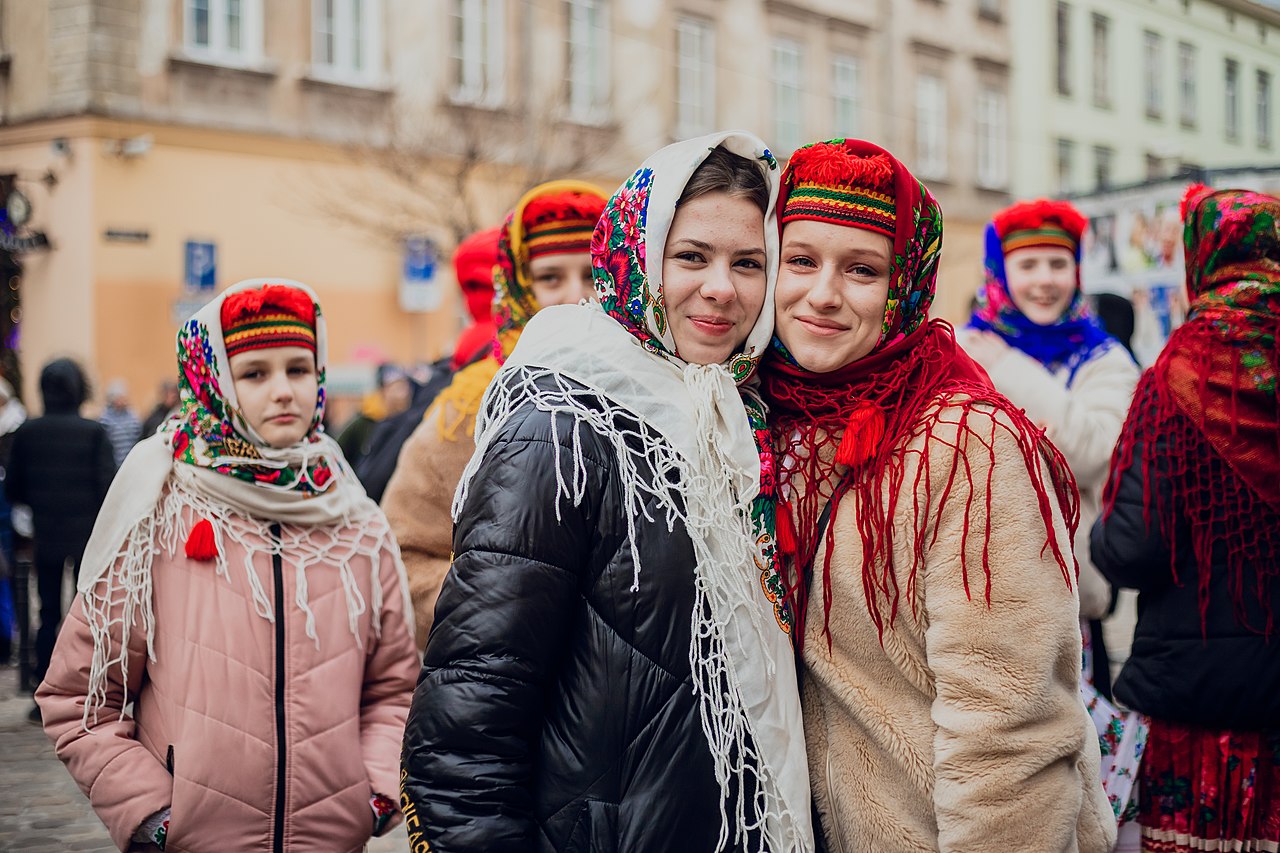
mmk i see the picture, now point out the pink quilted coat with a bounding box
[36,505,419,853]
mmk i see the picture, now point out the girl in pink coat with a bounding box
[36,279,419,853]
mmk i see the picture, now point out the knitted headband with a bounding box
[780,144,896,238]
[521,190,607,261]
[220,284,317,358]
[992,199,1087,257]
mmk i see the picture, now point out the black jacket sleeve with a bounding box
[399,406,607,853]
[1090,433,1173,592]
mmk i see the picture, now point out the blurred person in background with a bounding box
[5,358,115,715]
[382,181,607,648]
[353,228,504,503]
[336,362,412,468]
[36,280,418,852]
[0,376,26,665]
[450,226,504,370]
[140,377,180,438]
[99,378,142,466]
[960,199,1141,699]
[1093,185,1280,853]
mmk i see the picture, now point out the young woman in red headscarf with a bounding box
[759,139,1115,852]
[1092,185,1280,852]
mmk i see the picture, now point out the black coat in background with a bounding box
[356,358,454,503]
[1090,432,1280,730]
[400,376,725,853]
[5,361,116,554]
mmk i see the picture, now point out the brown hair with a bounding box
[677,145,770,215]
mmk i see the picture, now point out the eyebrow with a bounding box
[672,238,766,256]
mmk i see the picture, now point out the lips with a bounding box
[688,315,735,337]
[795,315,850,336]
[268,414,299,424]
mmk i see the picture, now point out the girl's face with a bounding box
[1004,246,1077,325]
[228,346,318,448]
[774,219,893,373]
[528,252,596,308]
[662,191,768,366]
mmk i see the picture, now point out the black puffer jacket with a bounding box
[5,360,116,553]
[1090,432,1280,730]
[400,377,725,853]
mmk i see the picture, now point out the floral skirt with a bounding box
[1139,719,1280,852]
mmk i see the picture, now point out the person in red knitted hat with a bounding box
[758,139,1115,852]
[382,180,607,648]
[451,225,503,370]
[36,279,418,852]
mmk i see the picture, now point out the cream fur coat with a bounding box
[801,401,1116,853]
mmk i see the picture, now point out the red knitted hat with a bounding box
[992,199,1087,256]
[781,144,897,237]
[454,227,503,323]
[521,190,607,260]
[220,285,317,358]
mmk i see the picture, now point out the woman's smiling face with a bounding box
[773,219,893,373]
[661,191,768,366]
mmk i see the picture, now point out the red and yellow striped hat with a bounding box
[220,284,317,358]
[780,143,896,237]
[521,190,606,260]
[992,199,1088,256]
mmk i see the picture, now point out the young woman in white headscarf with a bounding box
[36,280,418,852]
[399,132,814,853]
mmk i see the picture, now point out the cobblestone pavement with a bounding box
[0,665,409,852]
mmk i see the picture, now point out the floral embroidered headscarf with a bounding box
[166,278,338,494]
[592,131,781,384]
[1104,185,1280,633]
[493,180,608,361]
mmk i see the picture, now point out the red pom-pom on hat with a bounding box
[1180,183,1216,222]
[220,284,316,329]
[185,518,218,561]
[788,145,895,193]
[992,199,1088,245]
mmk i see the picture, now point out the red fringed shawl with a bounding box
[763,320,1080,648]
[1102,185,1280,635]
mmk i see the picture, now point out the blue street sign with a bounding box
[184,240,217,291]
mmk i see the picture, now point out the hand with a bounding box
[964,330,1009,367]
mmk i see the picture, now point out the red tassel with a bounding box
[835,404,885,467]
[775,500,799,556]
[185,518,218,561]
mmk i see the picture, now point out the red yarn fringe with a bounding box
[184,518,218,561]
[1102,315,1280,636]
[763,321,1079,651]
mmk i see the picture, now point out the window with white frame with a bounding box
[1259,69,1273,148]
[1056,137,1074,195]
[452,0,506,106]
[312,0,381,83]
[975,85,1008,189]
[675,16,715,139]
[565,0,610,124]
[1225,58,1240,141]
[1178,41,1197,126]
[1143,30,1162,118]
[1055,1,1071,96]
[1093,144,1113,191]
[832,54,861,137]
[915,73,948,180]
[1091,13,1111,108]
[772,39,803,153]
[184,0,263,63]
